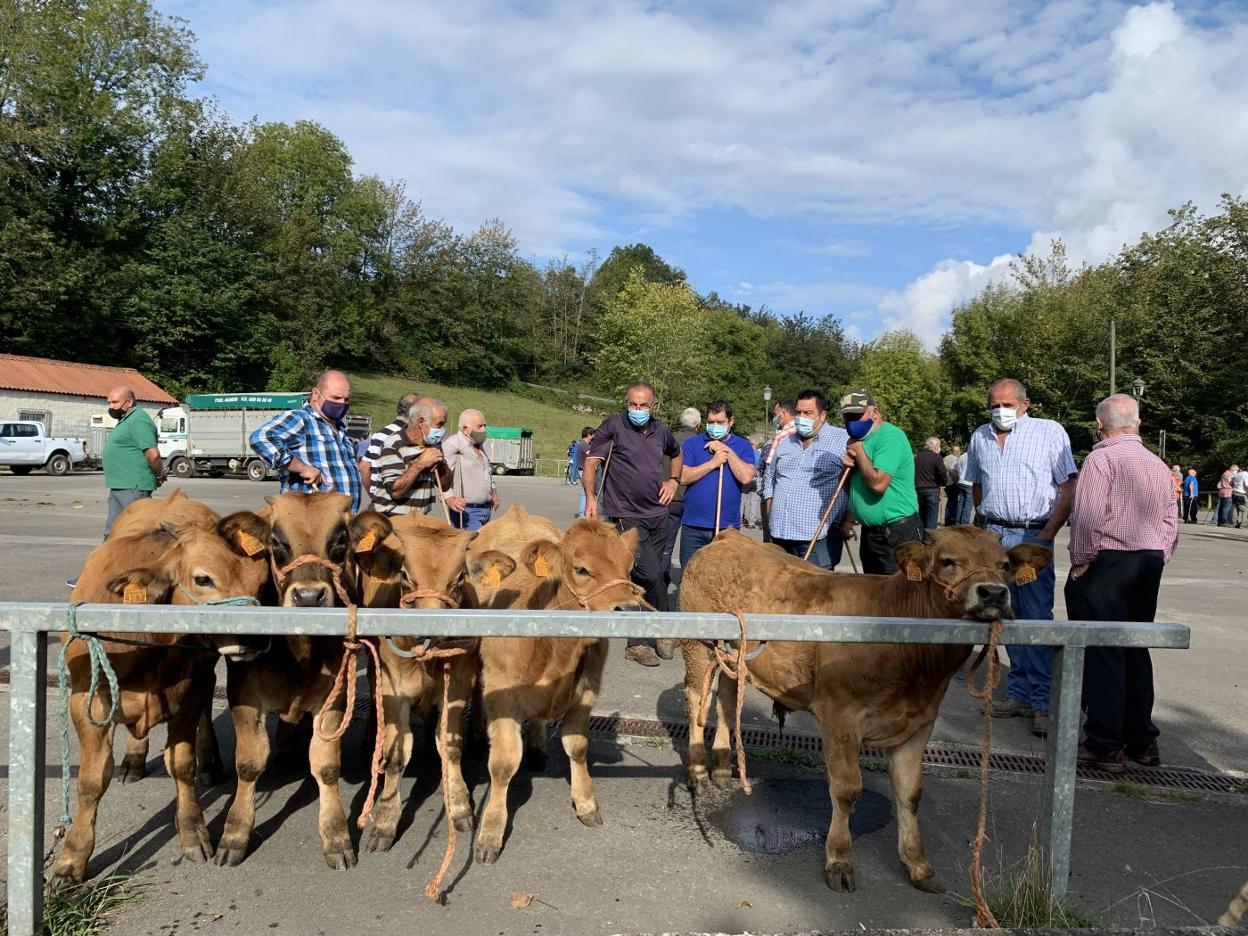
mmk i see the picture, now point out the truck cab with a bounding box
[157,406,189,461]
[0,421,88,476]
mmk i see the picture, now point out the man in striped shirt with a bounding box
[249,370,362,511]
[371,398,452,516]
[1068,394,1178,771]
[359,391,419,498]
[963,377,1078,739]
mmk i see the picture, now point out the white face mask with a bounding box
[990,406,1018,431]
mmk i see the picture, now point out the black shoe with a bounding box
[1125,742,1161,767]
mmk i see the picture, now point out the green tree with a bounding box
[855,330,949,446]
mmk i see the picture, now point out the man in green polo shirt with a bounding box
[102,385,165,538]
[837,388,923,574]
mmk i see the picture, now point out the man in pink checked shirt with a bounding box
[1067,393,1178,773]
[759,398,796,543]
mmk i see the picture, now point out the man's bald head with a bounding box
[106,385,136,413]
[397,392,420,417]
[314,369,351,395]
[1095,394,1140,436]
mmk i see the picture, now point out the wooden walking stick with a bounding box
[803,466,852,561]
[713,463,724,535]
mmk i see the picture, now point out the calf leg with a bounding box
[117,731,149,784]
[710,666,735,788]
[437,662,476,832]
[474,713,521,864]
[680,640,714,791]
[166,703,213,863]
[367,692,412,853]
[195,703,225,787]
[887,725,942,892]
[813,703,862,892]
[522,719,548,772]
[50,694,116,885]
[309,707,354,870]
[215,693,268,866]
[561,674,603,827]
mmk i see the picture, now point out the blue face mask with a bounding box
[424,426,446,445]
[627,409,651,427]
[706,423,729,440]
[319,400,349,422]
[771,416,781,430]
[794,416,816,438]
[846,418,873,441]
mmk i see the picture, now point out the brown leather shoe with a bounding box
[983,697,1032,718]
[1077,744,1125,773]
[655,638,679,660]
[1031,709,1050,738]
[1126,742,1161,767]
[624,644,662,667]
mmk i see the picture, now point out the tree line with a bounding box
[3,1,1245,477]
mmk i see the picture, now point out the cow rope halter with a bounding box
[694,610,756,796]
[391,585,475,901]
[276,554,387,836]
[553,577,654,611]
[963,615,1006,929]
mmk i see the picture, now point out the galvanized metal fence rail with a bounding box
[1,603,1189,934]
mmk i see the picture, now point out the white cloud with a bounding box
[878,255,1015,348]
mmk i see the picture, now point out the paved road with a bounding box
[0,471,1245,933]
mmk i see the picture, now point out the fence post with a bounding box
[8,626,49,935]
[1041,642,1084,900]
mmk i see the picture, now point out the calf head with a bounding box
[521,519,643,611]
[263,492,355,607]
[894,526,1051,621]
[353,512,477,609]
[106,511,273,659]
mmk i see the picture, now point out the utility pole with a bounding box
[1109,318,1116,395]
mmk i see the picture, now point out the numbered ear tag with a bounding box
[481,566,502,588]
[905,563,923,583]
[1014,563,1037,585]
[237,531,265,557]
[123,583,148,604]
[533,554,553,578]
[356,529,378,553]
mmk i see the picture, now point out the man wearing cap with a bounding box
[963,377,1077,739]
[838,389,924,574]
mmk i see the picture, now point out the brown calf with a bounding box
[52,510,272,885]
[679,526,1050,893]
[467,519,642,864]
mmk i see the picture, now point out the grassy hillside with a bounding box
[351,374,609,475]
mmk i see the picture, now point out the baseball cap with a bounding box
[839,388,876,416]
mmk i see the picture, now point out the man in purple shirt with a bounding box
[582,381,683,666]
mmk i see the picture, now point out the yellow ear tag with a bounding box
[123,583,148,604]
[237,531,264,557]
[1014,563,1037,585]
[905,563,923,583]
[356,529,378,553]
[533,554,552,578]
[481,566,502,588]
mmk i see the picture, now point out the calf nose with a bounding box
[291,585,329,607]
[614,602,643,612]
[976,583,1009,605]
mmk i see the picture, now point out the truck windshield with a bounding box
[160,418,182,433]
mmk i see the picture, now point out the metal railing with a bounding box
[1,603,1189,935]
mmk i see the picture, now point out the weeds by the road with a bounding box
[1233,779,1248,795]
[0,875,145,936]
[1109,781,1204,803]
[860,756,888,773]
[628,735,671,750]
[954,833,1102,928]
[745,746,822,769]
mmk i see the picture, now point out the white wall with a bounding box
[0,390,165,436]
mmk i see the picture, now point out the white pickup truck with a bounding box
[0,420,88,476]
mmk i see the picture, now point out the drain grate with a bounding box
[588,713,1246,795]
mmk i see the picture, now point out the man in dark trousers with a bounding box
[1068,394,1178,771]
[914,436,948,532]
[582,381,683,667]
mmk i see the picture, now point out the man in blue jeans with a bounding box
[963,377,1078,739]
[678,401,756,570]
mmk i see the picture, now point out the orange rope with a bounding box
[964,617,1005,929]
[694,610,755,796]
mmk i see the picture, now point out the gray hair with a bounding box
[409,396,447,424]
[458,408,484,429]
[925,436,941,452]
[1096,394,1139,431]
[987,377,1027,404]
[679,407,701,431]
[396,392,419,416]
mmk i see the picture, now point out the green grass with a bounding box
[860,756,888,773]
[1234,779,1248,795]
[745,746,824,769]
[628,735,672,749]
[352,373,612,477]
[1108,780,1204,803]
[953,837,1104,929]
[0,875,146,936]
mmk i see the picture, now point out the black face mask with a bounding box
[107,407,126,421]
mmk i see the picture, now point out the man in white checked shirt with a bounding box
[963,378,1077,739]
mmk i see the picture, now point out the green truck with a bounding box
[482,427,535,475]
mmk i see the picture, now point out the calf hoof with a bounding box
[824,862,857,892]
[686,770,709,795]
[322,843,357,870]
[48,865,83,891]
[911,874,944,894]
[182,824,213,862]
[453,813,474,833]
[116,754,148,784]
[711,768,733,789]
[366,827,396,853]
[214,840,249,867]
[576,806,603,828]
[474,832,503,865]
[522,747,548,773]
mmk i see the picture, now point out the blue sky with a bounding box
[158,0,1248,346]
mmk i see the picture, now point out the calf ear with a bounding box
[107,566,175,603]
[467,550,516,589]
[349,511,394,555]
[618,527,640,556]
[894,541,931,582]
[521,539,563,581]
[1007,544,1052,584]
[218,511,270,557]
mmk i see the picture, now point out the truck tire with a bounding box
[492,464,507,476]
[45,453,71,476]
[246,459,268,482]
[169,457,194,479]
[10,466,33,476]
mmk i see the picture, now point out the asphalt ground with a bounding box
[0,471,1245,932]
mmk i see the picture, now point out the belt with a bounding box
[979,515,1049,530]
[862,514,919,531]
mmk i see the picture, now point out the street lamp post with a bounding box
[763,386,773,438]
[1132,377,1144,398]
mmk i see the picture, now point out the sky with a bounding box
[158,0,1248,347]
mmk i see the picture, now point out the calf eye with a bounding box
[193,574,214,587]
[940,557,957,569]
[575,566,592,577]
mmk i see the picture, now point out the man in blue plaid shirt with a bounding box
[249,370,363,511]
